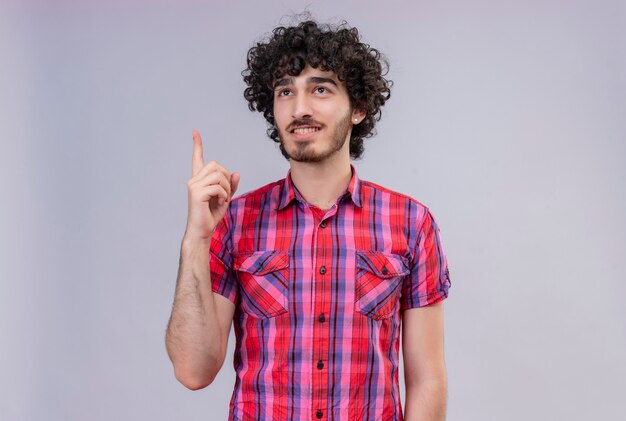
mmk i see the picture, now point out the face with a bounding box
[272,66,364,163]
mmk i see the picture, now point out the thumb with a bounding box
[230,172,241,199]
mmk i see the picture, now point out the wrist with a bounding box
[182,232,213,255]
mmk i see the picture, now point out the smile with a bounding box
[291,126,321,134]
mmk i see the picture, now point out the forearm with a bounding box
[404,378,448,421]
[165,236,224,388]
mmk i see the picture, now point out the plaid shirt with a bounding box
[210,165,451,421]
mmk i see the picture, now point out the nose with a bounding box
[292,93,313,120]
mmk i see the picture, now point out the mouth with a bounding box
[290,125,321,135]
[289,125,322,140]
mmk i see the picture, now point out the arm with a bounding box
[402,301,448,421]
[165,237,235,390]
[165,130,240,390]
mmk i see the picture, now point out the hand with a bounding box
[185,130,240,242]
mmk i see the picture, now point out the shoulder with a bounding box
[360,179,429,211]
[359,179,439,233]
[225,178,285,217]
[230,178,283,204]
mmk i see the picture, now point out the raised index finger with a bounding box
[191,130,204,177]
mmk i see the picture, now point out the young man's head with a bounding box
[242,20,392,161]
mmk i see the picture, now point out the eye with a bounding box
[277,88,292,96]
[315,86,327,94]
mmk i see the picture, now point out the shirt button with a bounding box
[317,360,324,369]
[320,220,327,228]
[319,266,327,275]
[318,314,326,323]
[381,266,389,275]
[316,410,323,419]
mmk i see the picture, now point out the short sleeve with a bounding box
[209,213,238,305]
[401,208,451,310]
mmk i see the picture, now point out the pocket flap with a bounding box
[356,250,409,278]
[234,250,289,275]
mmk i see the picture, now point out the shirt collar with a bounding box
[277,164,362,210]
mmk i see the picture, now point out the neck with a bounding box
[289,153,352,211]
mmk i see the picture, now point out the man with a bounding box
[166,20,452,421]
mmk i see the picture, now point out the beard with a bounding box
[278,110,352,163]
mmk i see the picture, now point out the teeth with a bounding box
[293,127,319,134]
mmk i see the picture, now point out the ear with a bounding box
[351,108,366,125]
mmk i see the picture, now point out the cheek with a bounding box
[273,105,289,127]
[321,101,350,119]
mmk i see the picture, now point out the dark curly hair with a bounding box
[242,19,392,160]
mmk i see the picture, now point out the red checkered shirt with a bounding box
[210,165,451,421]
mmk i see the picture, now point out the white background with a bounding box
[1,0,625,419]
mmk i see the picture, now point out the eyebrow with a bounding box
[273,76,339,89]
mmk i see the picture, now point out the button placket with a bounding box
[312,210,331,419]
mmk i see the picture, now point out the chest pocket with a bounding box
[355,250,410,320]
[234,250,290,318]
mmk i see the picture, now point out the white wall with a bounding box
[1,0,624,419]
